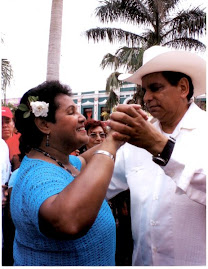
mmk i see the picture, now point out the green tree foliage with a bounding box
[1,59,13,105]
[86,0,206,108]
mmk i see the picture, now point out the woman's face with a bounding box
[86,126,106,149]
[48,94,89,152]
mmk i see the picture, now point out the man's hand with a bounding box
[108,104,168,155]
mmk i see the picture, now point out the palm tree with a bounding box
[104,71,121,109]
[1,59,13,105]
[86,0,206,108]
[46,0,63,81]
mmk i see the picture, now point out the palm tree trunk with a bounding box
[46,0,63,81]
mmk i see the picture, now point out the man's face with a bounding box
[142,72,186,125]
[2,116,15,140]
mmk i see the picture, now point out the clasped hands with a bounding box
[108,104,167,156]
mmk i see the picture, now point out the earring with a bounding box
[46,134,50,147]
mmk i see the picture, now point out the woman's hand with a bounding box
[104,127,126,150]
[108,104,167,155]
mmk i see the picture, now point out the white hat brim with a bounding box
[119,51,206,97]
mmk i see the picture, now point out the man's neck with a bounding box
[161,103,190,134]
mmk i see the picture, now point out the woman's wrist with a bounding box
[93,150,115,161]
[102,134,122,149]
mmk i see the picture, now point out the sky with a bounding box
[1,0,207,99]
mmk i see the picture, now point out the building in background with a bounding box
[194,94,206,111]
[4,83,206,119]
[73,83,136,121]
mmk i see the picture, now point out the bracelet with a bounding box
[93,150,115,161]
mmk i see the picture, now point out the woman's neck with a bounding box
[37,145,70,165]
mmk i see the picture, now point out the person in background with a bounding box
[10,80,123,266]
[106,46,206,266]
[108,188,133,266]
[2,106,21,171]
[79,119,106,153]
[70,149,80,156]
[1,107,20,265]
[1,138,11,265]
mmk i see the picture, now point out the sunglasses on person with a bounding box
[89,132,106,139]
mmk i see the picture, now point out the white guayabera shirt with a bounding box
[107,102,206,266]
[1,138,11,185]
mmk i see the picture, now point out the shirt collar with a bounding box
[154,102,204,137]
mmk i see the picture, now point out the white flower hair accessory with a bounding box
[18,96,49,118]
[30,101,49,117]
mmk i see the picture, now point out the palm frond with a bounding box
[86,27,146,47]
[105,71,123,92]
[100,53,120,70]
[164,38,206,51]
[1,59,13,90]
[169,8,206,37]
[115,46,144,71]
[1,59,13,104]
[105,89,119,110]
[95,0,153,25]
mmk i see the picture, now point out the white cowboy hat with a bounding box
[118,46,206,97]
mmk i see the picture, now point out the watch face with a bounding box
[152,137,176,166]
[152,156,167,166]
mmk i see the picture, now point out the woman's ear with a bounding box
[34,118,50,135]
[179,77,189,99]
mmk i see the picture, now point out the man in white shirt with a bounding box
[107,46,206,266]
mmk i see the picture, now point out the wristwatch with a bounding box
[152,136,176,166]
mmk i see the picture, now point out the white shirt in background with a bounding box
[1,138,11,185]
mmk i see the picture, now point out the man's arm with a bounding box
[109,104,206,205]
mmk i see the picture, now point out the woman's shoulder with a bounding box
[19,156,71,179]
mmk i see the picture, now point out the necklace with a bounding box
[33,148,77,177]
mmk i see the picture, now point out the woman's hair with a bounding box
[162,71,194,101]
[84,119,106,134]
[15,81,72,159]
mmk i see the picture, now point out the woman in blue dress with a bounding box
[10,80,123,266]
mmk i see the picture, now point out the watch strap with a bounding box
[152,136,176,166]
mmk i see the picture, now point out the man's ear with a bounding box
[179,77,189,99]
[34,118,50,135]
